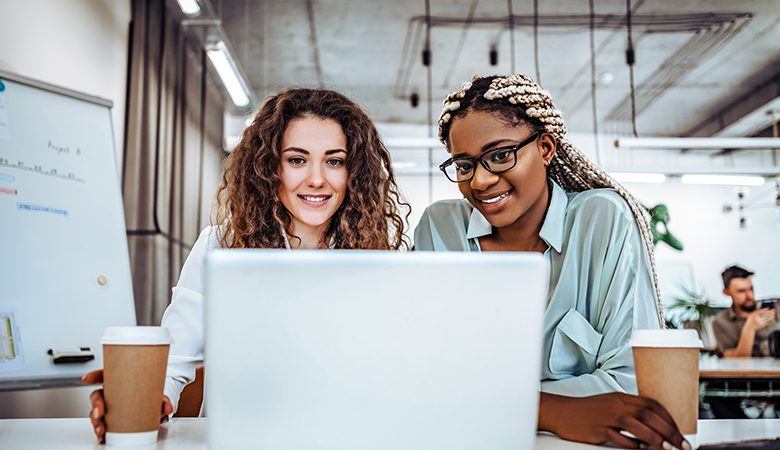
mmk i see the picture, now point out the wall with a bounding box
[0,0,130,167]
[628,181,780,307]
[0,0,131,418]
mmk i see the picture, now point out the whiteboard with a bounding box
[0,70,136,389]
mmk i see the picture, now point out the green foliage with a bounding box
[666,283,718,328]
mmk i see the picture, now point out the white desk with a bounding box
[1,418,779,449]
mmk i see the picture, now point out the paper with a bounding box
[0,311,25,371]
[0,91,10,141]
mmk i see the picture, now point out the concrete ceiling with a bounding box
[215,0,780,136]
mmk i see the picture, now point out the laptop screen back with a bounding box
[205,250,548,450]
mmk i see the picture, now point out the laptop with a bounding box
[204,250,548,450]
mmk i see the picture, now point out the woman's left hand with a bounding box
[538,392,692,450]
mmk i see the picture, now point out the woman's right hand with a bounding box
[82,369,174,444]
[539,392,691,450]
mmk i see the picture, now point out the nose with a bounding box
[306,163,325,188]
[469,163,498,191]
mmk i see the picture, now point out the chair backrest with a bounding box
[174,364,204,417]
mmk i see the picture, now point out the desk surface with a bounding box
[1,418,779,449]
[700,355,780,379]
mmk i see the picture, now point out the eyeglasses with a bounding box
[438,131,540,183]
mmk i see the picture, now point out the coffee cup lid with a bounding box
[100,326,172,345]
[630,329,703,348]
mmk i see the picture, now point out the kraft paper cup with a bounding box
[630,329,702,446]
[101,326,171,447]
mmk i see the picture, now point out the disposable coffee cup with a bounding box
[101,326,171,446]
[630,329,702,444]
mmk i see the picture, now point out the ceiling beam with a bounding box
[686,58,780,137]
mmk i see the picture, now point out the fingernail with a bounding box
[91,407,97,419]
[682,440,693,450]
[662,442,675,450]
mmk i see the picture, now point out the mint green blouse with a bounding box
[414,179,661,397]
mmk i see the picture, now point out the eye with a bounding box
[326,158,345,167]
[454,160,474,174]
[488,147,513,164]
[288,156,306,166]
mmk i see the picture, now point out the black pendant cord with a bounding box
[533,0,541,84]
[507,0,516,74]
[424,0,433,204]
[626,0,639,137]
[589,0,601,163]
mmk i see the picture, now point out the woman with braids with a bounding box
[415,74,690,450]
[84,88,410,443]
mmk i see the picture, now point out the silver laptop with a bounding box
[204,250,548,450]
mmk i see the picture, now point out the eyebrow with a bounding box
[282,147,347,155]
[450,139,516,159]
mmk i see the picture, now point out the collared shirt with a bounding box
[414,179,661,397]
[712,306,780,356]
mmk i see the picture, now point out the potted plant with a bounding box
[666,283,719,350]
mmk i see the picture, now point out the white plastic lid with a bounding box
[100,326,172,345]
[630,329,703,348]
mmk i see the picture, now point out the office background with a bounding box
[1,0,779,417]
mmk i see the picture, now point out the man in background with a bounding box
[707,265,780,419]
[712,265,779,357]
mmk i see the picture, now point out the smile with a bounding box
[298,194,332,206]
[478,191,511,204]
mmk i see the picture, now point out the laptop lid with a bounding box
[205,250,548,450]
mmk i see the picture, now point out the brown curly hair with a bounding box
[214,88,410,250]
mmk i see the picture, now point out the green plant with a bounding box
[666,283,718,329]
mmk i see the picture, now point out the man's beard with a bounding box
[737,301,756,313]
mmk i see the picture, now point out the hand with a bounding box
[541,392,691,450]
[82,369,174,444]
[746,308,775,332]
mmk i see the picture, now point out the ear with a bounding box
[538,132,557,166]
[723,287,730,297]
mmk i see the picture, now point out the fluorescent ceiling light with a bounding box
[610,172,667,184]
[614,137,780,150]
[176,0,201,15]
[391,162,417,169]
[207,41,250,107]
[681,174,765,186]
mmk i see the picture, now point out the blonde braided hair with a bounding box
[439,74,665,327]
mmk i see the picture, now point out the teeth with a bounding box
[302,196,328,203]
[480,192,509,204]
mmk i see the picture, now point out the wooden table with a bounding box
[700,355,780,379]
[699,355,780,402]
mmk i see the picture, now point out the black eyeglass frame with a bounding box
[438,131,541,183]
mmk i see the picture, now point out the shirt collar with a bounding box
[540,180,567,253]
[465,179,568,253]
[727,307,743,321]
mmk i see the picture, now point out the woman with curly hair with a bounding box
[415,74,690,450]
[84,88,410,443]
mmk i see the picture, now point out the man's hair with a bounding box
[721,265,755,289]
